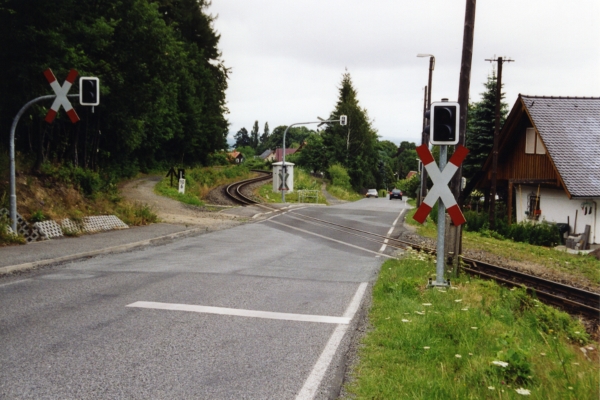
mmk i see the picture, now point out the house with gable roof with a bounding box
[474,95,600,245]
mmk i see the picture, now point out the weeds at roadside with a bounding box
[116,202,158,226]
[344,254,598,399]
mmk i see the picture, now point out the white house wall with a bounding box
[515,185,599,244]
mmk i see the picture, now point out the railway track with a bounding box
[281,210,600,322]
[222,174,599,322]
[225,170,273,206]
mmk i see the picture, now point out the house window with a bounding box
[527,193,541,220]
[525,127,546,154]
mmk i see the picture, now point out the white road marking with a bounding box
[377,209,405,255]
[0,279,30,288]
[266,219,394,259]
[126,301,351,324]
[295,282,368,400]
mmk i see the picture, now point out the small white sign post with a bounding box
[178,179,186,194]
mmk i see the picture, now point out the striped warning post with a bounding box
[43,68,80,124]
[413,144,469,226]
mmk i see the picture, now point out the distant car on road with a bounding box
[365,189,378,198]
[389,189,403,200]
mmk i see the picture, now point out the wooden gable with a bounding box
[478,97,564,191]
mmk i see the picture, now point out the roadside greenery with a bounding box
[405,201,600,287]
[155,165,252,206]
[1,0,228,174]
[345,255,598,399]
[258,168,326,204]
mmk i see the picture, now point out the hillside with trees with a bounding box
[0,0,229,174]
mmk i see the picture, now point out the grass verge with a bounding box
[344,254,598,399]
[404,200,600,286]
[326,184,364,202]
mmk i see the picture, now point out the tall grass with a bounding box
[155,165,252,205]
[344,254,598,399]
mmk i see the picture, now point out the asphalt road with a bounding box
[1,197,410,399]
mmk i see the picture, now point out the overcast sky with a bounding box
[208,0,600,147]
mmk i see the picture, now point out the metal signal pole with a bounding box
[486,56,514,230]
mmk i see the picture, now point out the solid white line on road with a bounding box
[295,282,368,400]
[126,301,351,324]
[266,219,394,259]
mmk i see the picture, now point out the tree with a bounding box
[265,125,313,152]
[296,134,327,173]
[250,120,260,149]
[394,141,418,179]
[463,73,508,189]
[258,122,270,152]
[233,127,251,148]
[322,72,378,190]
[0,0,229,175]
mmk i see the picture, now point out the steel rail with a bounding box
[225,170,272,206]
[285,210,599,320]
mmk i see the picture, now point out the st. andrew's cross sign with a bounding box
[43,68,80,123]
[413,144,469,226]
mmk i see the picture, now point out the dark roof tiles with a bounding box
[522,95,600,197]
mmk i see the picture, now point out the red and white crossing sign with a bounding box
[413,144,469,226]
[43,68,80,124]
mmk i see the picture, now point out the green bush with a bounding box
[243,158,268,170]
[395,175,420,198]
[507,221,561,247]
[327,164,351,189]
[463,210,489,232]
[30,210,46,223]
[207,152,229,166]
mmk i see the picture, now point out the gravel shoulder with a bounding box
[120,176,244,230]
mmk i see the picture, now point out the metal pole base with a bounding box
[427,278,451,289]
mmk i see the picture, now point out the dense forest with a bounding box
[0,0,229,175]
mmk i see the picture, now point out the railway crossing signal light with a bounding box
[79,77,100,106]
[430,101,459,145]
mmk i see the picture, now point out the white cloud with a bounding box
[210,0,600,146]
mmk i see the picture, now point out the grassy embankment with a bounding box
[0,159,158,245]
[344,202,599,399]
[154,165,253,206]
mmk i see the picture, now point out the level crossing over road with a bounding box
[0,197,411,399]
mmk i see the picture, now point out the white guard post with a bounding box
[272,162,294,194]
[178,178,186,194]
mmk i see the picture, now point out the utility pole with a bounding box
[419,85,428,205]
[417,54,435,206]
[448,0,477,269]
[485,55,514,230]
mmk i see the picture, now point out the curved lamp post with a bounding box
[281,115,346,203]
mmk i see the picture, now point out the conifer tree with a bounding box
[463,73,508,186]
[250,120,260,149]
[322,72,378,190]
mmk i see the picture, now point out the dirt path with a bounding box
[120,176,243,229]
